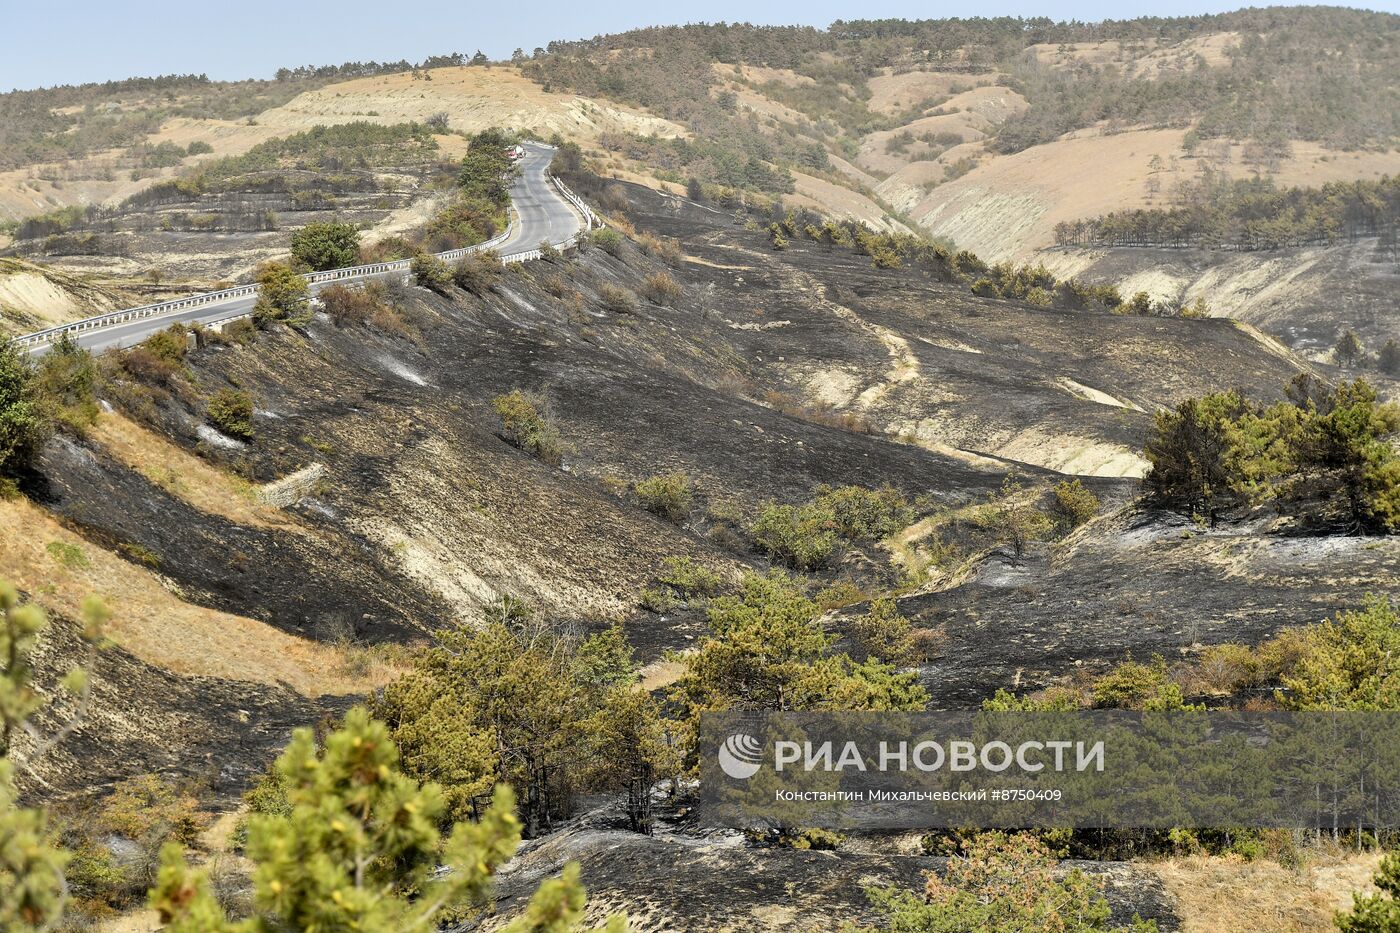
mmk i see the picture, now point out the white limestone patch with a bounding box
[498,287,539,314]
[377,355,428,386]
[915,336,984,355]
[996,427,1149,478]
[1056,377,1144,411]
[806,368,862,407]
[196,425,247,449]
[726,319,792,331]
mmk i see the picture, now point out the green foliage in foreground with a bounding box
[855,832,1156,932]
[1,581,108,928]
[1338,851,1400,932]
[0,758,70,930]
[151,707,627,932]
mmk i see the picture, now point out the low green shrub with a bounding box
[970,278,1001,298]
[144,325,189,365]
[46,540,89,570]
[34,333,99,431]
[1052,478,1100,528]
[223,318,256,344]
[207,388,254,441]
[410,252,451,291]
[849,596,914,664]
[251,261,310,325]
[491,389,566,466]
[750,501,837,571]
[815,581,869,611]
[640,587,678,613]
[590,227,624,257]
[657,556,722,599]
[635,472,693,522]
[813,484,914,540]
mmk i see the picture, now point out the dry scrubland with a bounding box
[4,166,1398,930]
[7,32,1398,341]
[0,66,678,224]
[906,129,1400,260]
[3,16,1400,929]
[0,66,685,329]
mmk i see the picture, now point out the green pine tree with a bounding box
[1337,852,1400,932]
[151,707,626,932]
[0,581,108,929]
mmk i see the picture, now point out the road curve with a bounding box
[17,142,587,355]
[500,142,584,254]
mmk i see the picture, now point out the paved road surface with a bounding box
[21,142,581,355]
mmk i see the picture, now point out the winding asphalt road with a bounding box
[19,142,583,355]
[506,142,584,254]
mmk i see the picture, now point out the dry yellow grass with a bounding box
[790,172,906,232]
[856,86,1028,177]
[866,69,1005,116]
[910,127,1400,260]
[0,497,392,696]
[1,65,680,228]
[716,63,817,89]
[638,657,688,692]
[87,411,301,532]
[0,258,135,336]
[1152,852,1382,932]
[0,151,193,227]
[190,66,681,145]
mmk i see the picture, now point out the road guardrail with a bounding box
[11,141,599,351]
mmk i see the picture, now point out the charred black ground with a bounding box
[13,175,1396,928]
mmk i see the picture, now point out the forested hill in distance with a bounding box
[521,7,1398,356]
[3,8,1397,359]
